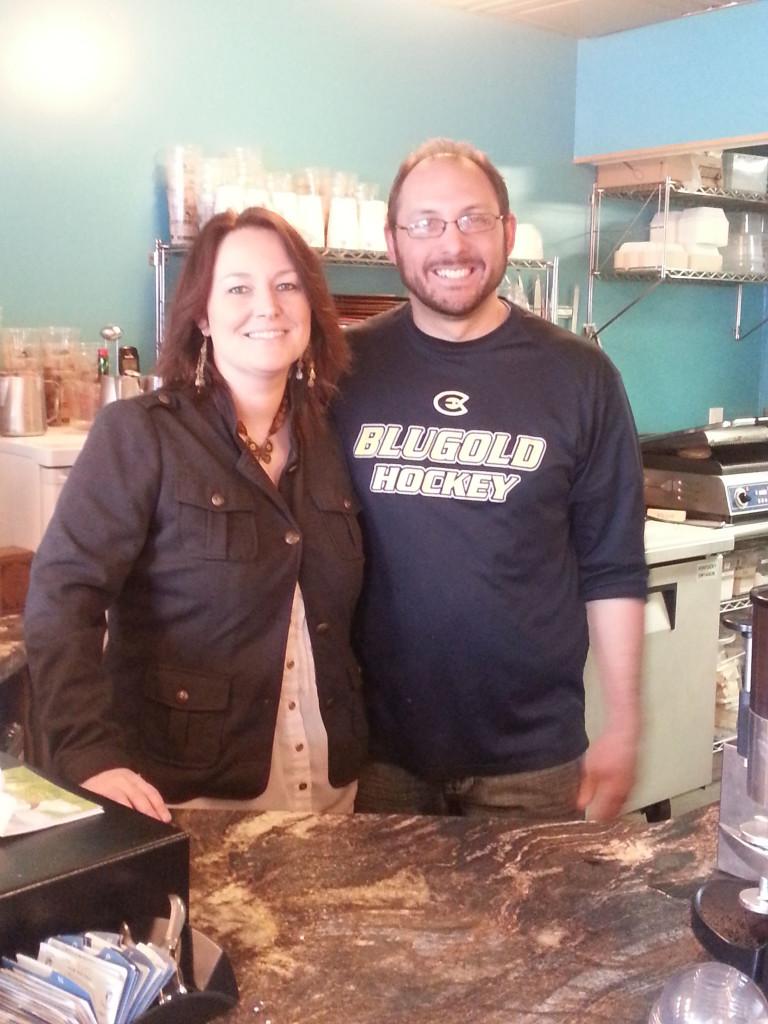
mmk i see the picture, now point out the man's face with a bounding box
[386,156,515,326]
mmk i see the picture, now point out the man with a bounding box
[333,138,647,821]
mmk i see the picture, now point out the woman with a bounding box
[25,207,367,820]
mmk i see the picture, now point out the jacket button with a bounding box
[158,393,170,406]
[211,492,225,507]
[325,695,336,708]
[176,689,190,704]
[287,463,299,474]
[343,498,352,510]
[316,622,329,634]
[284,529,301,545]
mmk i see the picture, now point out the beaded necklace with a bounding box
[235,392,290,465]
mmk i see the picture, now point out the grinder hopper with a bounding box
[692,585,768,988]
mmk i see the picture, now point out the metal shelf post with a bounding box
[586,179,768,340]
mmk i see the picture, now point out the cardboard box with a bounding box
[0,754,189,957]
[596,153,722,191]
[0,546,33,615]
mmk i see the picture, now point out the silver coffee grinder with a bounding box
[693,586,768,986]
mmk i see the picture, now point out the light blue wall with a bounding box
[574,0,768,158]
[0,0,584,366]
[1,0,764,435]
[573,1,768,431]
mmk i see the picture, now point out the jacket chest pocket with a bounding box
[176,477,259,561]
[310,490,363,560]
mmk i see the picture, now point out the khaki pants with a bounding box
[354,757,584,821]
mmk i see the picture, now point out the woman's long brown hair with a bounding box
[157,207,349,434]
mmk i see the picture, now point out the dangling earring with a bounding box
[295,356,304,382]
[195,337,208,390]
[308,361,316,388]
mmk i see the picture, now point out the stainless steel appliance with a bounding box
[642,418,768,542]
[692,585,768,991]
[626,419,768,818]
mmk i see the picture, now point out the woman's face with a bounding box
[201,226,311,388]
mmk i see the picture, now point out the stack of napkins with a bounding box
[0,766,102,838]
[0,929,178,1023]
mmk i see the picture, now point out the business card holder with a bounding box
[137,924,239,1024]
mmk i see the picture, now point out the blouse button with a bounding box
[286,659,295,670]
[210,492,225,507]
[176,689,190,704]
[298,782,308,791]
[288,700,297,711]
[295,742,304,752]
[284,529,301,545]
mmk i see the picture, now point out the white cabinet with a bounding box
[0,430,86,550]
[584,520,734,814]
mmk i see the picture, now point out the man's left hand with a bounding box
[576,730,638,821]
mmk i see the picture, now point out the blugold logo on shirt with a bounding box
[433,390,469,416]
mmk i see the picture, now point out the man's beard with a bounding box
[393,240,508,320]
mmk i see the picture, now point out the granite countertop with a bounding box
[0,614,25,684]
[174,803,719,1024]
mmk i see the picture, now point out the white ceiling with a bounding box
[426,0,754,38]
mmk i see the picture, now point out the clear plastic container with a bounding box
[734,548,759,596]
[722,152,768,194]
[648,962,768,1023]
[716,631,744,706]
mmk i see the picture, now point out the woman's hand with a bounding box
[82,768,172,823]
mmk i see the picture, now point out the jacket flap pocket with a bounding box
[175,476,254,512]
[144,665,231,711]
[311,488,361,516]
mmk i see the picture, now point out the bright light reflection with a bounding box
[4,17,114,108]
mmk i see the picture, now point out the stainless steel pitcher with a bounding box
[0,373,47,436]
[99,373,142,407]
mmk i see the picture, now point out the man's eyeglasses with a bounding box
[395,213,505,240]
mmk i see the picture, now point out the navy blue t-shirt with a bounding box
[333,302,647,780]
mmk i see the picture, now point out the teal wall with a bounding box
[589,281,766,432]
[1,0,765,435]
[0,0,583,363]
